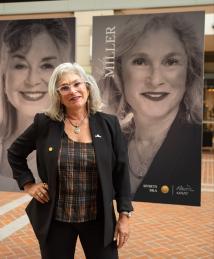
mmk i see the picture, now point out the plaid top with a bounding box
[54,132,99,223]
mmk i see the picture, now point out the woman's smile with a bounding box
[19,91,48,101]
[141,92,169,101]
[68,95,82,102]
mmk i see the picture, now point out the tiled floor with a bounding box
[0,192,213,259]
[0,151,213,259]
[202,152,214,191]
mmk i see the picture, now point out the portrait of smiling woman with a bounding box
[0,18,75,191]
[95,12,204,205]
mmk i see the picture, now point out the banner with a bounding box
[0,17,75,191]
[92,12,204,206]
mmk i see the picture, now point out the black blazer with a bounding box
[134,114,202,206]
[8,112,133,247]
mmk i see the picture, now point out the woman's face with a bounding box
[5,31,63,117]
[121,27,188,121]
[58,72,89,112]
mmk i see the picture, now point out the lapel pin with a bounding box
[48,147,53,152]
[95,134,102,138]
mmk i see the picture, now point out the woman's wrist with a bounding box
[119,211,132,219]
[23,182,34,191]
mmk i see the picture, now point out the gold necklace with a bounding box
[67,113,87,134]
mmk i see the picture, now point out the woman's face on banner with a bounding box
[5,31,62,117]
[121,27,188,121]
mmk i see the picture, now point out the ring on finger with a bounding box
[37,192,42,197]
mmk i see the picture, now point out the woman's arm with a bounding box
[112,116,133,212]
[111,116,133,248]
[7,114,39,190]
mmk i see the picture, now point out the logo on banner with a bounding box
[161,185,170,194]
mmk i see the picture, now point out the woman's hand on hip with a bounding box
[24,182,49,204]
[114,213,130,248]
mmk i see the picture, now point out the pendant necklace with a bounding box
[67,113,87,134]
[128,137,162,179]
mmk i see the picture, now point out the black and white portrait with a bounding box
[0,17,75,191]
[92,12,204,206]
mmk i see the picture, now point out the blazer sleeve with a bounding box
[7,114,39,190]
[112,116,133,213]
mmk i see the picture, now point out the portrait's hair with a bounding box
[0,19,73,140]
[45,62,103,121]
[99,13,203,135]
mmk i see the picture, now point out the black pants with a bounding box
[40,219,118,259]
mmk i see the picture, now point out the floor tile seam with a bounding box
[0,203,28,226]
[0,214,29,241]
[0,195,31,216]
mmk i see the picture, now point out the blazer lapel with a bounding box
[89,113,105,170]
[89,113,113,197]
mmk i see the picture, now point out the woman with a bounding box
[0,19,74,191]
[8,63,133,259]
[100,13,203,205]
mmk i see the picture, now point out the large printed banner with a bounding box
[0,17,75,191]
[92,12,205,206]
